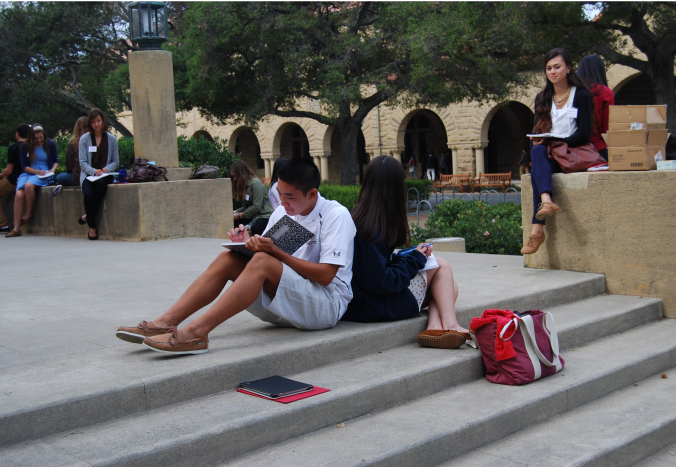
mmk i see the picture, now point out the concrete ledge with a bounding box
[427,237,465,253]
[522,170,676,317]
[0,179,233,241]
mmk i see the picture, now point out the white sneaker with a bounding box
[52,185,62,197]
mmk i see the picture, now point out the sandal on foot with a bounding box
[417,330,467,349]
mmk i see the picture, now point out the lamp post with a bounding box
[128,2,168,50]
[127,1,185,177]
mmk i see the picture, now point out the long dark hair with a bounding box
[229,160,256,201]
[270,157,288,186]
[577,54,608,95]
[87,108,109,136]
[352,155,409,248]
[533,48,593,134]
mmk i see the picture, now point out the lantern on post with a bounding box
[128,1,168,50]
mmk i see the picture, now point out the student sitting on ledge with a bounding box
[116,157,357,355]
[341,155,469,349]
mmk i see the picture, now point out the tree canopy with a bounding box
[525,1,676,132]
[177,1,536,184]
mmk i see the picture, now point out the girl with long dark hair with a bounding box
[577,54,614,161]
[6,124,59,238]
[342,155,468,349]
[230,160,273,236]
[522,48,595,255]
[78,108,119,240]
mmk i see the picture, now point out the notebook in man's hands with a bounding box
[222,215,314,258]
[239,375,314,399]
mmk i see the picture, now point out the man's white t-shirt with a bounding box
[262,193,356,315]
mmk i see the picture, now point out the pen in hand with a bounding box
[234,223,253,235]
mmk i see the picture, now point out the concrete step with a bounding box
[633,439,676,467]
[0,294,664,466]
[220,319,676,467]
[0,265,605,447]
[440,367,676,467]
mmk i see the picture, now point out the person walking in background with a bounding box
[439,150,450,175]
[231,160,273,236]
[268,157,288,211]
[0,123,30,233]
[78,109,119,240]
[56,117,87,187]
[408,156,417,179]
[577,54,614,161]
[6,124,59,238]
[523,48,596,255]
[426,152,438,181]
[519,148,531,177]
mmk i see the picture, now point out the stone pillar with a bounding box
[475,147,485,176]
[451,147,459,175]
[320,156,329,181]
[128,50,179,168]
[473,142,489,175]
[389,147,405,163]
[261,153,280,178]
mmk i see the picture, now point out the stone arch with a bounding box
[192,130,214,142]
[482,101,534,175]
[229,126,264,177]
[272,121,311,160]
[389,109,449,179]
[613,73,656,105]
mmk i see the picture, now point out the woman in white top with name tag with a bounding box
[522,48,594,255]
[78,108,119,240]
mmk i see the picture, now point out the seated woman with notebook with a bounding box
[341,155,469,349]
[230,161,273,236]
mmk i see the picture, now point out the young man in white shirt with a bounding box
[116,158,357,354]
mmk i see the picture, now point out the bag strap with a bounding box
[519,313,562,369]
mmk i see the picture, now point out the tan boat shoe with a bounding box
[143,328,209,355]
[535,201,560,221]
[521,233,546,255]
[5,230,22,238]
[116,320,175,344]
[417,330,467,349]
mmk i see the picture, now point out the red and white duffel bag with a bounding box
[469,309,565,385]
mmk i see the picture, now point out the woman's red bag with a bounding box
[469,309,564,385]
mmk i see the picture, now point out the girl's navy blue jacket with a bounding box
[342,232,427,323]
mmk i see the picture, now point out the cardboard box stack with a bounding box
[603,105,669,171]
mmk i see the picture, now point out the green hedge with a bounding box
[319,184,360,211]
[411,199,523,255]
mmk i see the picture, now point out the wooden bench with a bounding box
[433,173,472,193]
[472,172,512,192]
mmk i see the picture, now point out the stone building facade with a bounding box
[116,63,646,182]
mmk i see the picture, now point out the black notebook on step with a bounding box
[222,215,314,258]
[238,376,314,399]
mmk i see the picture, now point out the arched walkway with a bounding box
[614,74,656,105]
[399,110,448,178]
[192,130,214,142]
[273,123,310,160]
[482,102,533,175]
[231,128,264,177]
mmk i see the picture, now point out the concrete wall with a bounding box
[1,179,233,241]
[522,171,676,318]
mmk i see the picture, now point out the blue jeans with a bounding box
[530,145,562,225]
[56,172,77,186]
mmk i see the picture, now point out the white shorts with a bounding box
[247,264,342,330]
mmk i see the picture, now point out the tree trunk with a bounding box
[105,112,134,138]
[648,54,676,134]
[339,120,360,185]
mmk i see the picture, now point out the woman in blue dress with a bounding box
[6,124,58,238]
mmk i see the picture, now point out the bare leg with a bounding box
[152,250,251,328]
[423,258,467,332]
[12,189,25,232]
[179,252,284,339]
[530,223,544,237]
[22,183,35,221]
